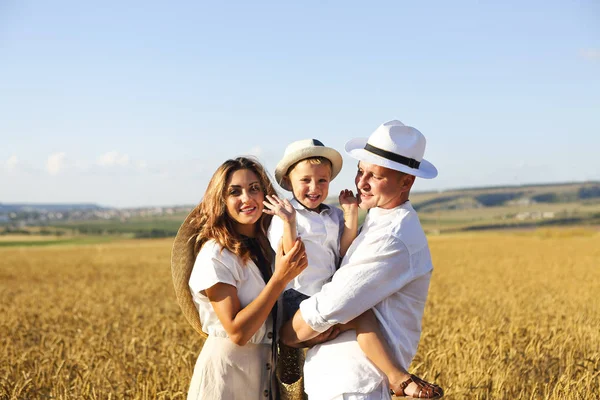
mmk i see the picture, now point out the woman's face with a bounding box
[225,168,265,236]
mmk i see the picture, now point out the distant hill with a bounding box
[408,181,600,212]
[4,181,600,213]
[319,181,600,232]
[2,181,599,237]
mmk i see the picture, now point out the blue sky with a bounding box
[1,1,599,207]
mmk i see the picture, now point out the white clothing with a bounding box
[268,198,344,296]
[189,239,275,344]
[299,201,433,400]
[187,239,278,399]
[187,336,274,400]
[330,379,390,400]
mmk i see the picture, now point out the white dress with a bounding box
[187,239,279,400]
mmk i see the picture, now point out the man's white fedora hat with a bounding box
[275,139,343,191]
[345,120,437,179]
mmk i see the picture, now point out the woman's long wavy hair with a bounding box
[189,157,276,265]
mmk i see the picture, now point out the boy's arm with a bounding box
[339,189,358,257]
[263,195,297,254]
[342,310,440,396]
[281,213,297,255]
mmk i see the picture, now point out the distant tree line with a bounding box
[134,229,179,238]
[532,186,600,203]
[579,186,600,199]
[474,192,524,207]
[1,228,66,236]
[74,227,178,238]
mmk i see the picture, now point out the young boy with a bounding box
[266,139,356,324]
[263,139,354,389]
[265,139,441,398]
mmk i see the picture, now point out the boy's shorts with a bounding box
[282,288,310,324]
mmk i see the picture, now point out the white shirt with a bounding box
[299,201,433,400]
[188,239,275,345]
[268,198,344,296]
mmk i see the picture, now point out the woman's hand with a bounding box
[263,195,296,224]
[272,238,307,285]
[204,239,306,346]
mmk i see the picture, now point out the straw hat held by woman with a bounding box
[171,157,308,400]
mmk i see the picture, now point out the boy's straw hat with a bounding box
[275,139,343,191]
[171,209,207,338]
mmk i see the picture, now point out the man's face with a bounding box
[354,161,410,210]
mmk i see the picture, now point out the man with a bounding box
[281,120,443,399]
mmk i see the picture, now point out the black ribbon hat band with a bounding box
[364,143,421,169]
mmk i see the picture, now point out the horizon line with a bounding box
[2,179,599,210]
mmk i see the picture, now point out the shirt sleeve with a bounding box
[267,215,284,252]
[189,245,238,294]
[299,234,414,333]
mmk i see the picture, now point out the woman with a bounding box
[172,157,308,400]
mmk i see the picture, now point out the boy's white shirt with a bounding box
[267,198,344,296]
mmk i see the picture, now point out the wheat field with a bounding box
[1,229,599,399]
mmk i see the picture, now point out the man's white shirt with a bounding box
[299,201,433,400]
[268,198,344,296]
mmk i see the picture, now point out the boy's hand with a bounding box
[263,195,296,223]
[339,189,358,215]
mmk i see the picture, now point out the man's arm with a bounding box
[284,234,420,338]
[280,307,321,346]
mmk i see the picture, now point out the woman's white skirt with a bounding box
[187,336,277,400]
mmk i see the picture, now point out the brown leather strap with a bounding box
[396,374,444,398]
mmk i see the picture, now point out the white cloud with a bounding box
[47,152,66,175]
[136,160,148,170]
[5,155,18,171]
[97,151,130,167]
[580,49,600,61]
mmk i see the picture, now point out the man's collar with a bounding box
[368,200,412,217]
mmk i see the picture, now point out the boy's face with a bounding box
[286,160,331,210]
